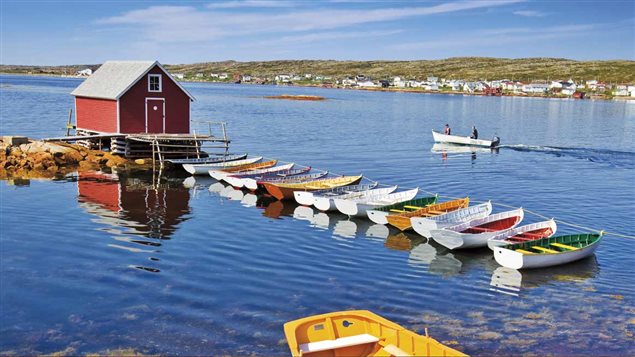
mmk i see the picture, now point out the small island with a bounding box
[264,94,326,101]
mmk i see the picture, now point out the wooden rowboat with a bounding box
[283,310,467,357]
[429,208,524,250]
[487,219,557,250]
[263,175,363,200]
[245,171,329,191]
[493,233,603,269]
[432,130,499,148]
[410,201,493,237]
[311,185,398,212]
[366,196,440,225]
[334,188,421,217]
[209,159,278,180]
[293,183,379,207]
[385,198,470,231]
[182,156,262,175]
[223,164,302,189]
[166,153,247,165]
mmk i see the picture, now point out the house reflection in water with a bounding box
[77,171,191,271]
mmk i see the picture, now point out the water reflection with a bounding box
[490,257,600,296]
[77,171,191,272]
[431,143,499,162]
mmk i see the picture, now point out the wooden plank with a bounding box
[532,246,559,254]
[551,242,578,251]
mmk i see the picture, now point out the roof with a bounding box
[71,60,195,101]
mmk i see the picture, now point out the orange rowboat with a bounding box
[263,175,363,200]
[386,197,470,231]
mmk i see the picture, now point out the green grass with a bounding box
[2,57,634,83]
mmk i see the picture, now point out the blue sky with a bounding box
[1,0,633,65]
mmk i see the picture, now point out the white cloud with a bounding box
[96,0,524,43]
[206,0,297,9]
[513,10,546,17]
[390,23,603,51]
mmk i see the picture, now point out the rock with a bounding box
[2,136,28,146]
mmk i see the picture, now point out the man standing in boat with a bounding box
[470,126,478,139]
[444,124,451,135]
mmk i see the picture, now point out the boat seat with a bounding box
[532,246,559,254]
[380,344,411,356]
[516,232,543,238]
[403,205,423,210]
[299,334,380,354]
[551,242,578,251]
[515,249,535,254]
[390,209,405,213]
[468,226,496,232]
[427,210,445,214]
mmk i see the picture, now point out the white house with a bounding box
[275,74,291,82]
[173,73,185,80]
[628,85,635,97]
[241,74,252,82]
[392,76,406,88]
[614,85,629,96]
[586,80,598,89]
[357,80,378,88]
[561,87,576,96]
[427,76,438,83]
[77,68,92,76]
[304,73,312,79]
[341,77,357,86]
[218,73,228,80]
[522,83,549,94]
[195,73,204,78]
[549,80,563,89]
[422,83,439,91]
[210,73,219,78]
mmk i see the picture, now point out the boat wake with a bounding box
[499,144,635,169]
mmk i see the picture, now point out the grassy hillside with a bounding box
[2,57,634,83]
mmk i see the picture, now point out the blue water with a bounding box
[1,75,634,355]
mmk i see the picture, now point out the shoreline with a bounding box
[3,72,634,102]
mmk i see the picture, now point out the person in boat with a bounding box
[444,124,451,135]
[470,126,478,139]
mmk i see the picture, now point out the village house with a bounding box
[218,73,228,80]
[586,79,598,90]
[172,73,184,80]
[357,80,378,88]
[70,60,195,135]
[614,85,629,96]
[304,73,312,79]
[628,85,635,97]
[195,73,204,78]
[210,73,219,78]
[392,76,406,88]
[522,82,549,94]
[341,77,357,86]
[426,76,438,83]
[76,68,93,76]
[241,74,252,82]
[275,74,291,83]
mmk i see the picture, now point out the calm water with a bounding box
[1,75,634,356]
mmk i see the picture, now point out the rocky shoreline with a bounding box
[0,138,148,180]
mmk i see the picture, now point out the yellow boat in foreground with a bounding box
[283,310,467,357]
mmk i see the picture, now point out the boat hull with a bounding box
[263,176,363,200]
[432,129,495,147]
[494,244,599,269]
[310,186,396,212]
[411,201,493,237]
[283,310,467,357]
[334,188,419,217]
[183,156,262,175]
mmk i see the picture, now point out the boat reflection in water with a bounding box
[431,143,499,162]
[490,256,599,296]
[77,171,192,272]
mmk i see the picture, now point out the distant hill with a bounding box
[2,57,634,83]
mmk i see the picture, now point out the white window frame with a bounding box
[148,74,162,92]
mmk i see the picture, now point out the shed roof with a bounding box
[71,60,195,101]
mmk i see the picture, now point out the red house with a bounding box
[71,60,195,135]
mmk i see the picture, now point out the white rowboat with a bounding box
[312,186,398,212]
[430,208,524,250]
[432,130,499,148]
[410,201,493,237]
[487,219,557,250]
[493,233,602,269]
[334,188,419,217]
[293,183,379,206]
[216,163,295,183]
[183,156,262,175]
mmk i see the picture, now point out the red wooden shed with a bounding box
[71,60,195,135]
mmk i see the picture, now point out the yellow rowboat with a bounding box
[263,175,363,200]
[208,159,277,180]
[386,198,470,231]
[283,310,467,357]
